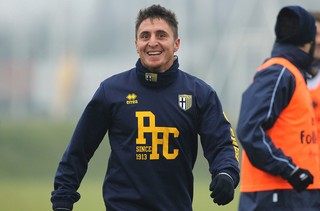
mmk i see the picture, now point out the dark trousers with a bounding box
[238,190,320,211]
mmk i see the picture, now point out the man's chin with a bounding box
[144,63,163,73]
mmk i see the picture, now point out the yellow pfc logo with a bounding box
[136,111,179,160]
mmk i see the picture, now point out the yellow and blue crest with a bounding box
[178,94,192,111]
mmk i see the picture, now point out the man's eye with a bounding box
[140,34,149,39]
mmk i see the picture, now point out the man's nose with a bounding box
[148,35,159,47]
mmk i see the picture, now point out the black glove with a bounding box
[54,209,71,211]
[287,168,313,192]
[210,173,235,205]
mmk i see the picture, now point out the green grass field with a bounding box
[0,119,239,210]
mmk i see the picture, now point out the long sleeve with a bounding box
[237,65,297,177]
[51,84,110,210]
[198,85,240,187]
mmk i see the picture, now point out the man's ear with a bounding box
[174,38,181,52]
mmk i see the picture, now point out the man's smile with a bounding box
[147,51,162,56]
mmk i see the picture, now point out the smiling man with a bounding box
[51,4,240,211]
[135,15,180,73]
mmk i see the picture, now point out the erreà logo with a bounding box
[178,94,192,111]
[126,93,138,104]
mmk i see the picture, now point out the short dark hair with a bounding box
[135,4,178,39]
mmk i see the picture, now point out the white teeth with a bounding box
[148,52,161,55]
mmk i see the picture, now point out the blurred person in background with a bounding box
[237,5,320,210]
[308,11,320,137]
[51,4,240,211]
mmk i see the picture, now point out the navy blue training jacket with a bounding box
[237,43,313,178]
[51,57,240,210]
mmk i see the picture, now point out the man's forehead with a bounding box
[138,18,171,31]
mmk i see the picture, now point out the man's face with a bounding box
[135,18,180,73]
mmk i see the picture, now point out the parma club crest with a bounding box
[178,94,192,111]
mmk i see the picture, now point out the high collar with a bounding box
[136,56,179,88]
[271,43,313,75]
